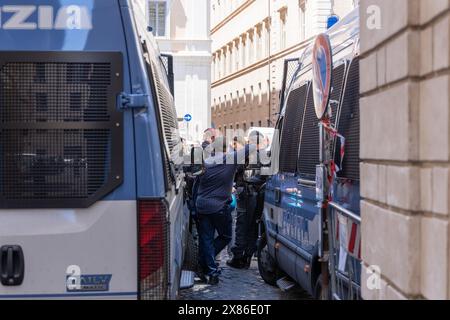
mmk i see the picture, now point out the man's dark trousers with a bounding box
[231,187,258,259]
[231,180,264,259]
[198,209,233,276]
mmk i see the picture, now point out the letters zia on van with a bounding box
[0,5,92,30]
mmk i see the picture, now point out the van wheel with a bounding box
[257,236,279,286]
[182,231,198,272]
[314,275,331,300]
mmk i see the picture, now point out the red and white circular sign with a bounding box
[312,33,333,120]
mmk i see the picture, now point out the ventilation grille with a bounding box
[336,58,360,180]
[0,52,123,208]
[150,61,179,186]
[151,61,179,153]
[0,129,109,200]
[280,84,308,173]
[0,62,111,123]
[298,86,319,176]
[330,63,347,126]
[280,58,301,111]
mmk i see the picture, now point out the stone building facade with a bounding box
[359,0,450,300]
[210,0,356,133]
[145,0,211,143]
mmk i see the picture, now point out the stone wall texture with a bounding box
[360,0,450,300]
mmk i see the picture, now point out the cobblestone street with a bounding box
[179,251,312,300]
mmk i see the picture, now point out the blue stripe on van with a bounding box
[0,292,137,299]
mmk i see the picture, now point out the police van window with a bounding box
[335,58,360,180]
[279,84,308,173]
[297,86,319,177]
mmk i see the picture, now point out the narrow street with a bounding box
[1,0,449,305]
[180,251,312,300]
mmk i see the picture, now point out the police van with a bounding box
[0,0,190,299]
[258,9,361,299]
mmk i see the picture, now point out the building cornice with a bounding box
[211,0,256,35]
[211,37,313,88]
[158,38,212,43]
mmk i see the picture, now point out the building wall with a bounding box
[359,0,450,300]
[333,0,358,20]
[210,0,356,133]
[150,0,212,143]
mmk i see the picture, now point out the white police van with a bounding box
[0,0,190,299]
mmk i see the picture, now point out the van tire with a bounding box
[182,231,198,272]
[257,236,279,286]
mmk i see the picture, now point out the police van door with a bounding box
[0,0,138,299]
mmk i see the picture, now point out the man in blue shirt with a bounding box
[195,136,255,284]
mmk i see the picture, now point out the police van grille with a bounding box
[0,129,109,199]
[151,61,178,185]
[280,58,301,111]
[158,81,178,152]
[279,84,308,173]
[298,86,319,176]
[152,61,179,152]
[0,62,111,123]
[0,52,123,208]
[336,58,360,180]
[330,64,347,126]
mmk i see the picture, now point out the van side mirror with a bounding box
[161,54,174,96]
[183,146,204,176]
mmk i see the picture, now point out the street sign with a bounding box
[312,33,333,120]
[184,114,192,122]
[327,15,339,29]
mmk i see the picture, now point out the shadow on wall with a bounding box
[171,0,187,38]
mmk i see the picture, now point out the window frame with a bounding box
[279,7,288,50]
[147,0,169,38]
[299,0,306,41]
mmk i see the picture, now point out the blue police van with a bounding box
[258,9,361,299]
[0,0,190,299]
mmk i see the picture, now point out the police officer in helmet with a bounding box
[227,131,268,269]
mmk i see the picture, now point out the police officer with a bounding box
[227,131,268,269]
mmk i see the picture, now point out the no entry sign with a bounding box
[312,33,333,120]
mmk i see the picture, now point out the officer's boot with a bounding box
[243,254,253,269]
[226,255,247,269]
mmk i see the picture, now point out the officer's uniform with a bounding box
[229,168,266,267]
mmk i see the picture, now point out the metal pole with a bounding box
[319,121,331,300]
[327,206,338,299]
[268,0,272,126]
